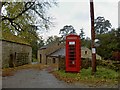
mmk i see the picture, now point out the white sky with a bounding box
[40,0,119,40]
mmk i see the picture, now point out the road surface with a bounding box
[2,67,118,88]
[2,68,88,88]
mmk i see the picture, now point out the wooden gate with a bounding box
[15,52,29,66]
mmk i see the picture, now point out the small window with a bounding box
[85,51,87,54]
[53,58,56,63]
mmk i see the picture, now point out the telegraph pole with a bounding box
[90,0,96,74]
[0,2,1,16]
[0,2,2,22]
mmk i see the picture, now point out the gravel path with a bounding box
[2,68,88,88]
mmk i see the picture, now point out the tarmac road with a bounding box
[2,68,88,88]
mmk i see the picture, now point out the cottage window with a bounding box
[85,51,87,54]
[53,58,56,63]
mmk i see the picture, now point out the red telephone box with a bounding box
[66,34,81,72]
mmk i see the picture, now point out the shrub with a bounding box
[32,58,38,62]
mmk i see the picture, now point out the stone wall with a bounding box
[58,58,91,70]
[58,56,65,70]
[47,57,59,65]
[1,40,32,68]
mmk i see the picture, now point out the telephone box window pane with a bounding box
[69,46,75,51]
[69,57,75,60]
[69,47,75,50]
[69,52,75,54]
[69,41,75,45]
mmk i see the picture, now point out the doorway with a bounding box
[40,54,42,63]
[9,54,14,67]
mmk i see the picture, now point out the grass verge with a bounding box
[52,66,119,87]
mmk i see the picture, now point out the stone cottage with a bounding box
[1,32,32,68]
[37,41,101,66]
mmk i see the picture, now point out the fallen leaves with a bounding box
[52,71,76,83]
[2,68,15,77]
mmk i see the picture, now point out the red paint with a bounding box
[66,34,81,73]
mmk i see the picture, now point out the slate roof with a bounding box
[48,47,101,60]
[48,48,65,57]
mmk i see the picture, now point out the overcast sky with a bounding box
[40,0,119,39]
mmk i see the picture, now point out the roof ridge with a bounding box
[40,40,60,49]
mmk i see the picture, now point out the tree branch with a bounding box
[13,2,35,20]
[13,21,24,31]
[32,8,48,21]
[1,2,35,21]
[1,2,36,32]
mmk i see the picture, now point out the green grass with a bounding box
[95,66,118,79]
[56,66,118,79]
[55,70,78,78]
[53,66,118,85]
[79,66,118,80]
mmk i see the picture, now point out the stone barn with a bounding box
[1,32,32,68]
[37,41,64,65]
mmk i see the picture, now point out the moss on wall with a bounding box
[1,31,30,45]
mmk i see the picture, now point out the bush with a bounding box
[81,58,91,69]
[2,64,9,69]
[97,60,120,71]
[32,58,38,62]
